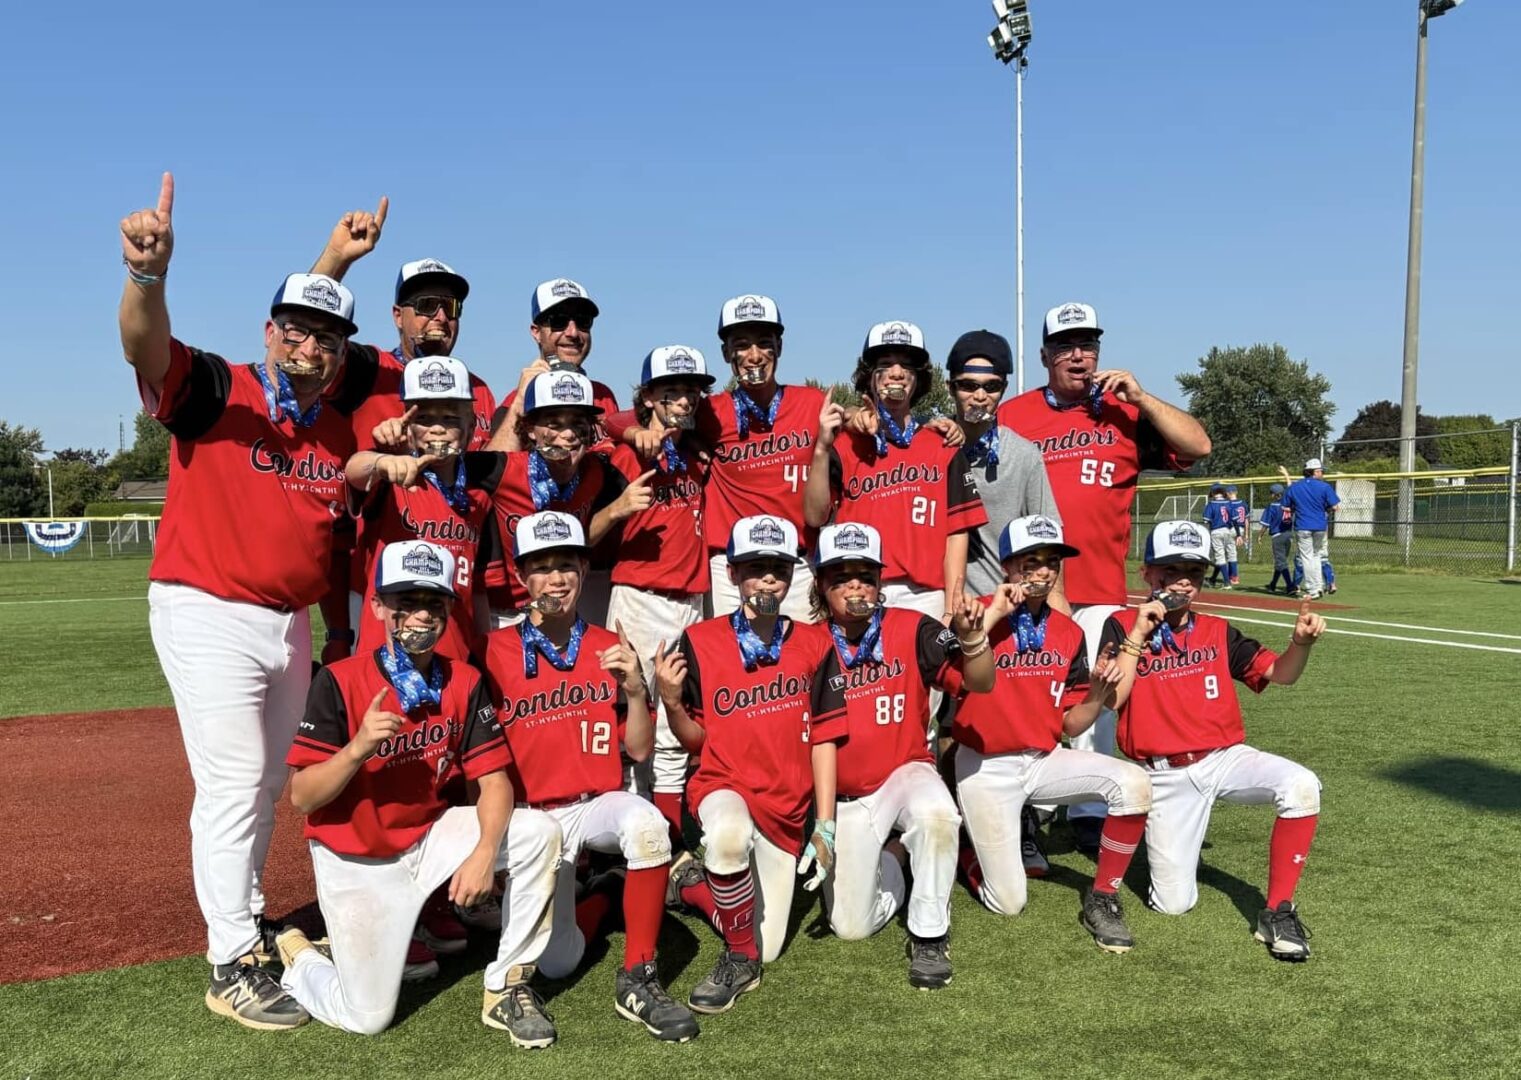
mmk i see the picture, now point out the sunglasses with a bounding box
[950,378,1007,395]
[538,310,594,332]
[276,320,345,354]
[406,295,463,319]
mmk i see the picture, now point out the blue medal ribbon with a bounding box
[965,426,1000,468]
[660,436,688,474]
[734,386,782,438]
[1042,383,1104,420]
[731,608,784,671]
[423,459,470,517]
[1148,615,1193,655]
[254,362,322,427]
[873,401,919,457]
[377,645,443,712]
[1011,604,1048,654]
[830,608,884,669]
[527,450,581,511]
[520,617,586,678]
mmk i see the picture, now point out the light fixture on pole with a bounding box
[988,0,1033,395]
[1396,0,1462,559]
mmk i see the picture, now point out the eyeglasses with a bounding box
[950,378,1007,395]
[406,295,463,319]
[538,310,594,332]
[1047,341,1100,359]
[277,320,344,354]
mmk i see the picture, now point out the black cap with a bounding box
[946,330,1013,377]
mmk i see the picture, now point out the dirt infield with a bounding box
[0,708,315,985]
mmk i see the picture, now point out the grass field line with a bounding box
[0,595,147,606]
[1186,599,1521,641]
[1212,613,1521,655]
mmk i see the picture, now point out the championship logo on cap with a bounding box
[550,279,582,299]
[271,273,358,336]
[1056,304,1087,326]
[1027,516,1060,541]
[735,296,767,320]
[665,348,698,373]
[1144,520,1213,566]
[719,294,784,335]
[552,375,585,403]
[402,544,444,578]
[533,514,573,542]
[999,514,1080,562]
[514,511,588,560]
[750,517,785,546]
[376,540,457,596]
[881,322,915,346]
[727,514,802,564]
[814,522,885,569]
[415,259,449,275]
[418,361,457,393]
[834,525,871,551]
[402,355,472,403]
[863,320,928,359]
[1170,523,1203,548]
[302,278,342,312]
[1042,301,1102,342]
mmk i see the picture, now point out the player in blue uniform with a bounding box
[1202,486,1236,589]
[1257,483,1294,593]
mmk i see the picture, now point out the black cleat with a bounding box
[615,961,700,1042]
[687,950,763,1014]
[906,933,953,989]
[1254,901,1312,961]
[482,981,557,1048]
[1079,889,1134,953]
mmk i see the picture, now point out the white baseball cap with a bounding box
[999,515,1079,562]
[513,511,588,561]
[727,515,802,564]
[862,321,930,364]
[375,540,457,597]
[641,345,716,387]
[719,294,784,336]
[1304,458,1324,471]
[1042,301,1102,343]
[270,273,357,336]
[402,356,473,403]
[1144,520,1213,566]
[521,370,604,415]
[813,523,884,569]
[531,278,599,323]
[395,258,469,304]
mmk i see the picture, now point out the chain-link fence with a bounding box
[1131,428,1518,577]
[0,516,159,561]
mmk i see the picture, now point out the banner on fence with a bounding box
[23,520,88,555]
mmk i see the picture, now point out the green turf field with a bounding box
[4,559,1521,1079]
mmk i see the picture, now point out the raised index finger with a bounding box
[1299,596,1313,618]
[369,688,389,712]
[615,619,631,646]
[157,172,175,218]
[637,469,657,485]
[374,195,389,228]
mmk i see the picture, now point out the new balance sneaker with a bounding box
[906,934,952,990]
[482,978,557,1049]
[666,850,704,909]
[206,956,309,1031]
[456,894,503,931]
[1255,901,1312,961]
[687,951,763,1014]
[416,891,471,955]
[1020,808,1050,878]
[1079,888,1134,953]
[403,938,440,981]
[274,927,317,971]
[614,961,700,1042]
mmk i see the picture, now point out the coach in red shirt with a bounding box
[998,302,1209,852]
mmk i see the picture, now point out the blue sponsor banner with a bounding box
[24,520,87,556]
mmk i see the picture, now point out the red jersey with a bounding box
[698,384,825,554]
[499,378,620,452]
[827,429,986,590]
[472,450,627,610]
[142,340,355,610]
[345,345,495,452]
[352,477,492,662]
[607,440,711,595]
[483,622,628,806]
[288,653,508,858]
[951,603,1090,755]
[679,616,840,854]
[998,391,1189,606]
[810,609,965,797]
[1100,609,1277,760]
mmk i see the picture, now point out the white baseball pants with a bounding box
[1035,602,1125,824]
[606,584,705,795]
[957,744,1151,917]
[1295,530,1330,595]
[708,552,817,623]
[537,791,672,978]
[281,806,562,1035]
[148,582,311,965]
[1143,743,1320,915]
[1209,527,1237,565]
[880,580,948,718]
[824,761,960,940]
[695,789,799,963]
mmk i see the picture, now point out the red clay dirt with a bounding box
[1,707,316,985]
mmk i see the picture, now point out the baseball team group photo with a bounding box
[4,4,1518,1079]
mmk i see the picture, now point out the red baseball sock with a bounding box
[957,844,984,900]
[679,876,719,928]
[700,869,758,960]
[575,891,613,944]
[653,791,684,845]
[1091,812,1147,895]
[1266,814,1318,908]
[621,866,666,969]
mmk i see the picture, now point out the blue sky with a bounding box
[5,0,1517,456]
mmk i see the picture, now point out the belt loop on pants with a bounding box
[518,793,597,811]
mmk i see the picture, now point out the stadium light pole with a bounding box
[34,461,55,520]
[988,1,1032,394]
[1396,0,1463,557]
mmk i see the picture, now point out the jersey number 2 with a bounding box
[911,497,938,526]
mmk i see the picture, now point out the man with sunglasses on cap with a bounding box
[120,172,370,1029]
[998,302,1210,855]
[943,330,1061,599]
[605,346,717,843]
[274,540,562,1043]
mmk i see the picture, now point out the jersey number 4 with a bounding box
[1079,459,1116,487]
[580,720,612,756]
[783,463,811,493]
